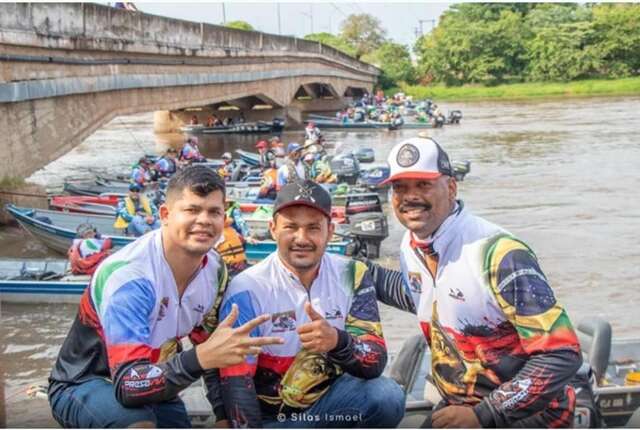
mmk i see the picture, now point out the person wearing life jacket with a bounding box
[114,183,161,237]
[367,136,582,428]
[179,137,206,165]
[216,200,255,276]
[68,223,113,275]
[154,148,178,178]
[269,136,286,158]
[258,157,278,199]
[217,152,234,181]
[130,157,154,187]
[276,142,305,190]
[304,121,322,142]
[311,153,337,184]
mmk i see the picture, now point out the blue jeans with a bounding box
[264,374,405,428]
[128,216,160,237]
[49,378,191,428]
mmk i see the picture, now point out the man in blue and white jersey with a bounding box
[49,165,283,428]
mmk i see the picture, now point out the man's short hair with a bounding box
[166,165,225,201]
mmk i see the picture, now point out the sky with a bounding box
[127,2,452,48]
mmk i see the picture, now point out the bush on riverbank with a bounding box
[393,76,640,101]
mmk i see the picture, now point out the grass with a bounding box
[393,76,640,102]
[0,176,27,189]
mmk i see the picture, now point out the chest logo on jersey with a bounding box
[158,297,170,321]
[324,308,343,320]
[192,304,205,313]
[448,288,465,301]
[408,272,422,293]
[272,310,297,332]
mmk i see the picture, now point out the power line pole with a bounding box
[277,3,282,35]
[222,3,227,25]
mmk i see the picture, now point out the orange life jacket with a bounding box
[216,221,247,267]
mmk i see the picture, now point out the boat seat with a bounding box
[577,317,612,384]
[387,334,428,394]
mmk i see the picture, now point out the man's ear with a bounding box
[327,218,335,240]
[159,203,169,225]
[269,216,277,241]
[448,177,458,201]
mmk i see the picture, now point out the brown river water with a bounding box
[1,96,639,426]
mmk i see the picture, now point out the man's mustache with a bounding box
[399,202,432,212]
[290,243,317,252]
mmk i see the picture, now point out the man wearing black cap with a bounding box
[218,180,405,428]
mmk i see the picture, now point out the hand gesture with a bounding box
[196,304,283,369]
[296,302,338,353]
[432,405,480,428]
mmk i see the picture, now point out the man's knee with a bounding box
[363,377,406,427]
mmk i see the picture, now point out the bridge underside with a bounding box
[1,72,372,178]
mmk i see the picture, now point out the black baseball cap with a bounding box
[273,180,332,219]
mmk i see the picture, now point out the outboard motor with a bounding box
[329,152,360,185]
[345,193,383,215]
[354,147,375,163]
[271,117,285,132]
[447,110,463,124]
[452,160,471,182]
[348,212,388,259]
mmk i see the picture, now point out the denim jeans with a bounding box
[49,378,191,428]
[264,374,405,428]
[129,215,160,237]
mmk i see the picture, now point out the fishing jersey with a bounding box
[398,202,582,427]
[49,230,229,418]
[219,252,387,428]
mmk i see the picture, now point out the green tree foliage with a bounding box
[361,42,416,89]
[339,13,387,59]
[304,32,357,57]
[225,20,254,31]
[414,3,640,85]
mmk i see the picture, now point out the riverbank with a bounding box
[394,76,640,101]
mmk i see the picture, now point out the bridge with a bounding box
[0,3,378,179]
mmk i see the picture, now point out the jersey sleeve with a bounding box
[473,236,582,427]
[327,261,388,379]
[218,274,264,428]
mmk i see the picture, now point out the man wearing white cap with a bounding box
[381,136,582,428]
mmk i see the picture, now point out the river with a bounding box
[1,96,639,426]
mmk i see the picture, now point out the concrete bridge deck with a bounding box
[0,3,378,178]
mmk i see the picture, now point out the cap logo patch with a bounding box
[397,144,420,167]
[294,182,316,202]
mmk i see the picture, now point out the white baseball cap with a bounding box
[381,136,453,185]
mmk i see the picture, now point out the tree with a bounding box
[590,4,640,77]
[361,42,416,88]
[225,20,254,31]
[304,32,357,57]
[339,14,387,59]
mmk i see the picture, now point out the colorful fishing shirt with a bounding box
[397,201,582,427]
[219,252,388,428]
[49,230,228,417]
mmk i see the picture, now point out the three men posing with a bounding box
[49,135,582,428]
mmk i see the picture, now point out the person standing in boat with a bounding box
[258,156,279,199]
[372,136,582,428]
[304,121,322,143]
[154,148,179,179]
[48,166,283,428]
[276,143,304,190]
[219,180,405,428]
[68,223,113,275]
[217,152,235,182]
[114,183,161,237]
